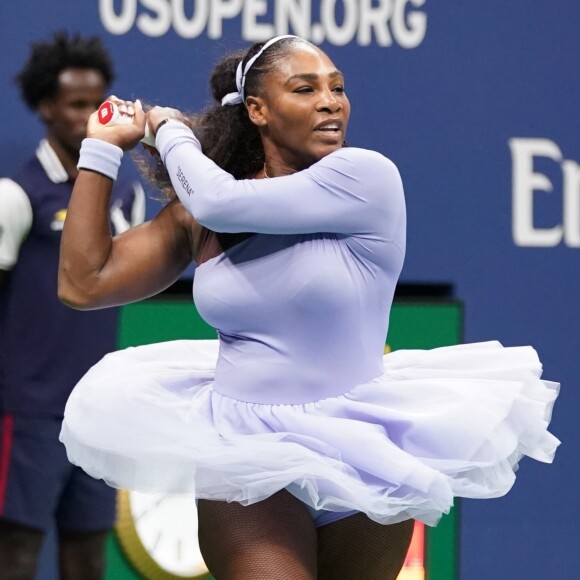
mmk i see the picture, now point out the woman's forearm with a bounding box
[58,169,116,308]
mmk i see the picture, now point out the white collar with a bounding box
[35,139,69,184]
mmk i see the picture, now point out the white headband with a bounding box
[221,35,298,106]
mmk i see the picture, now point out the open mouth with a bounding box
[315,122,341,134]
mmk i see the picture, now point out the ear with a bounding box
[246,95,268,127]
[37,100,54,124]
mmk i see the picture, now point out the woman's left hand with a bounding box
[87,97,147,151]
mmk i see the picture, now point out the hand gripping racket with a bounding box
[97,100,155,147]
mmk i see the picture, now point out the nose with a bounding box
[76,105,98,136]
[80,102,101,124]
[316,88,342,113]
[87,104,100,120]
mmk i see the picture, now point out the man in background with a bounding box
[0,31,145,579]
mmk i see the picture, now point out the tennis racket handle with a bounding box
[97,101,155,147]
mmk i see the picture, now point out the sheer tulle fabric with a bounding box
[60,340,559,527]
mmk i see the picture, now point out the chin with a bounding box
[69,138,86,153]
[316,142,344,158]
[294,143,344,170]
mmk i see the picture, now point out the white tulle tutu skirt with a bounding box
[60,340,559,527]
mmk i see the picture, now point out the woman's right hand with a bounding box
[87,97,147,151]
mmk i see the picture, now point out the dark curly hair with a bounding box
[141,37,312,197]
[15,31,115,110]
[198,36,310,179]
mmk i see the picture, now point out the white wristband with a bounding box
[77,138,123,181]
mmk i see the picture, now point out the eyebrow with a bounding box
[284,70,344,85]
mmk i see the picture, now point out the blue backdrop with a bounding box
[1,2,577,578]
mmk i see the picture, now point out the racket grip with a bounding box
[97,101,155,147]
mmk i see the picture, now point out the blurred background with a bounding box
[1,1,578,578]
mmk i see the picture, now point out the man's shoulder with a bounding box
[9,155,46,193]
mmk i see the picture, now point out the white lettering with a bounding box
[357,0,393,47]
[321,0,358,46]
[391,0,427,49]
[242,0,274,41]
[562,160,580,247]
[275,0,311,38]
[172,0,209,38]
[100,0,137,35]
[98,0,428,47]
[509,138,563,247]
[137,0,172,37]
[209,0,244,39]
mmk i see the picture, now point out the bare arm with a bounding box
[59,177,195,309]
[58,101,196,310]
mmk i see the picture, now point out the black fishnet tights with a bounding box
[198,491,414,580]
[317,512,414,580]
[198,490,317,579]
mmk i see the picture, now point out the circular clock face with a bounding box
[116,490,211,579]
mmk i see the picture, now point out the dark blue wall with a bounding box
[1,2,577,578]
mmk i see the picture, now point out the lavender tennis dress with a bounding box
[60,124,560,527]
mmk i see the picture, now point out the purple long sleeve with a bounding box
[157,123,405,242]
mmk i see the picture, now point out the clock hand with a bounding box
[133,496,168,521]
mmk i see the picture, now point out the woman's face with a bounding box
[248,45,351,174]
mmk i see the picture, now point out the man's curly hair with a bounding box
[15,30,115,110]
